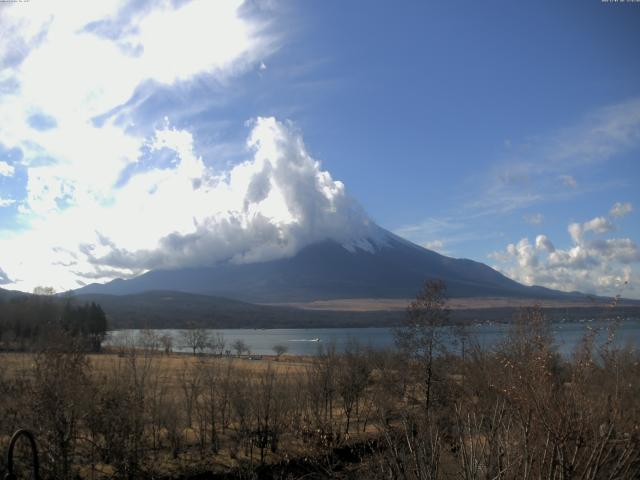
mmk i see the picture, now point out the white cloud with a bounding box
[0,161,15,177]
[559,174,577,188]
[610,201,633,218]
[0,118,380,291]
[568,216,614,243]
[134,1,266,84]
[0,1,293,292]
[0,0,274,217]
[507,238,538,268]
[2,0,268,112]
[567,222,582,244]
[549,98,640,167]
[524,213,543,225]
[422,239,446,253]
[0,197,16,208]
[491,209,640,298]
[395,217,462,238]
[535,234,555,253]
[583,216,614,234]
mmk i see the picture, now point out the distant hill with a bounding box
[73,229,588,303]
[0,287,28,302]
[73,290,640,329]
[72,290,404,329]
[4,287,637,330]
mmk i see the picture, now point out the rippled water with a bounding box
[106,318,640,356]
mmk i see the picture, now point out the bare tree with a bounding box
[337,340,371,435]
[179,363,202,428]
[272,344,288,360]
[159,333,173,355]
[209,331,226,356]
[232,339,248,357]
[251,366,290,463]
[181,327,211,355]
[195,359,226,453]
[306,342,339,442]
[395,279,449,414]
[228,374,253,460]
[33,285,56,296]
[138,328,160,352]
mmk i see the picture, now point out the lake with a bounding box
[107,318,640,357]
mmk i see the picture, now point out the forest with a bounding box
[0,295,108,352]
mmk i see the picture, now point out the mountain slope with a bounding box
[73,229,583,303]
[0,287,28,302]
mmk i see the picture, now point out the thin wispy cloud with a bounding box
[524,213,544,225]
[611,201,633,218]
[394,217,463,238]
[463,97,640,218]
[559,174,577,189]
[394,217,503,258]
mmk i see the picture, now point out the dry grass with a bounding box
[265,296,622,311]
[0,351,312,384]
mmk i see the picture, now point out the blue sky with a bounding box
[0,0,639,298]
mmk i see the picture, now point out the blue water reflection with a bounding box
[106,318,640,357]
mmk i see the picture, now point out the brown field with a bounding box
[0,349,381,478]
[266,295,622,311]
[0,350,313,381]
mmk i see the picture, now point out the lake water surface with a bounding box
[107,318,640,356]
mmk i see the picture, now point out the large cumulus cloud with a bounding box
[490,203,639,298]
[0,118,381,291]
[82,117,379,272]
[0,0,381,292]
[0,0,290,292]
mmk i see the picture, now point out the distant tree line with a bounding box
[0,294,107,352]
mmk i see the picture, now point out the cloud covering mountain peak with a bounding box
[0,118,380,291]
[84,117,379,271]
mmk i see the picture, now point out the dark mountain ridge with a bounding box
[70,290,405,329]
[71,290,640,329]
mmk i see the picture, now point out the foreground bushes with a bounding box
[0,308,639,479]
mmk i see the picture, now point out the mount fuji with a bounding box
[72,226,580,304]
